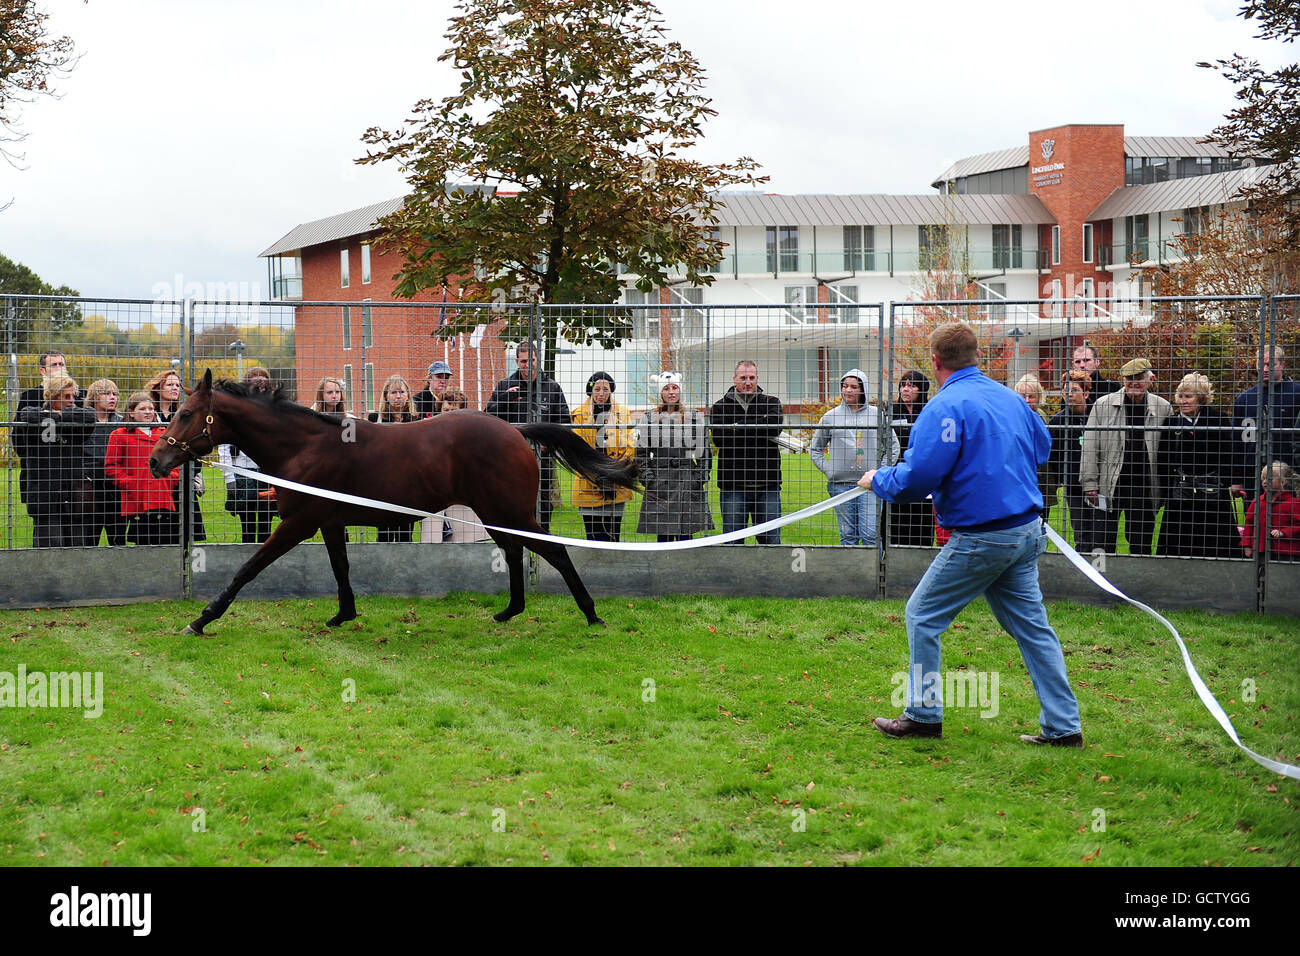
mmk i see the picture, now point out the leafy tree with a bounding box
[1128,204,1300,398]
[358,0,764,364]
[1,0,78,170]
[1200,0,1300,250]
[0,250,82,334]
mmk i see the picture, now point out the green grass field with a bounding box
[0,594,1293,866]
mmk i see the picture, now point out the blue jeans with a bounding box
[828,481,877,546]
[902,519,1081,737]
[720,489,781,544]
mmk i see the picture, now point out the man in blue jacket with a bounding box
[859,322,1083,748]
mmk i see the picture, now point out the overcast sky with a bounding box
[0,0,1284,302]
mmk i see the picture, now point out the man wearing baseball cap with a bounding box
[1079,357,1172,555]
[414,360,453,417]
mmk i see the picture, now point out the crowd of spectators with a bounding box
[7,344,1299,558]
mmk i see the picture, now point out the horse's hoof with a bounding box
[325,613,356,628]
[588,617,606,628]
[493,608,521,623]
[181,623,204,635]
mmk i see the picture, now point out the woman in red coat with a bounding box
[104,392,181,545]
[1241,462,1300,561]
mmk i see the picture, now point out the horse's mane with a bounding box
[214,380,349,426]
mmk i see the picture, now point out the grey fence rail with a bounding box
[3,292,1298,614]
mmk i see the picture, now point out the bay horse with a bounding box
[149,370,638,635]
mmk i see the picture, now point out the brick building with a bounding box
[261,123,1268,409]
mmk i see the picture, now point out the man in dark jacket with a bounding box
[1232,345,1300,491]
[484,343,572,531]
[1072,345,1119,409]
[710,360,783,544]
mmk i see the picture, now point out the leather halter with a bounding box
[164,386,217,462]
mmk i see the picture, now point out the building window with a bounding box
[843,226,875,271]
[361,243,371,284]
[1050,278,1063,319]
[986,281,1007,322]
[784,285,817,322]
[361,300,373,348]
[826,284,860,323]
[766,225,799,273]
[1082,223,1094,264]
[1183,205,1211,236]
[1079,277,1095,318]
[343,365,353,411]
[992,224,1022,269]
[667,286,705,338]
[363,363,375,415]
[625,288,655,338]
[918,225,950,271]
[704,227,724,275]
[1125,215,1150,261]
[341,305,352,351]
[786,347,862,402]
[340,246,350,288]
[1051,225,1061,265]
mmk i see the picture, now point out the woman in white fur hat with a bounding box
[635,371,715,541]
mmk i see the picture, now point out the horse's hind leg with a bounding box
[321,525,357,627]
[184,518,315,635]
[491,535,527,623]
[529,538,603,627]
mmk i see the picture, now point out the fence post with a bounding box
[181,297,195,598]
[1254,294,1274,614]
[3,298,15,551]
[528,303,541,587]
[877,302,891,599]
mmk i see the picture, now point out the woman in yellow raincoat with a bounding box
[571,371,636,541]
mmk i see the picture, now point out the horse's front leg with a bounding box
[320,524,357,627]
[184,516,318,635]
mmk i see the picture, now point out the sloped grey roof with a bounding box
[930,146,1029,187]
[259,196,402,257]
[1123,135,1235,158]
[712,192,1055,227]
[931,135,1256,188]
[1088,165,1273,220]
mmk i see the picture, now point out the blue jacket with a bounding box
[871,366,1050,528]
[1232,377,1300,483]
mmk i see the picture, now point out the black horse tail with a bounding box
[518,423,640,491]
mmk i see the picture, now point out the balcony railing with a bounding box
[650,246,1044,278]
[271,275,303,300]
[1104,236,1196,269]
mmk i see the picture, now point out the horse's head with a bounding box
[149,369,223,477]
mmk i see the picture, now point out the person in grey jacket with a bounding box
[635,372,714,542]
[1079,358,1172,554]
[809,368,899,545]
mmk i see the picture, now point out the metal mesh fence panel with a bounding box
[5,291,1299,574]
[887,295,1300,566]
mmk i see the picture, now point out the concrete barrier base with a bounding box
[1,542,1296,616]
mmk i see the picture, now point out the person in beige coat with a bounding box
[1080,358,1172,554]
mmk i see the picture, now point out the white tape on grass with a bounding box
[1044,524,1299,781]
